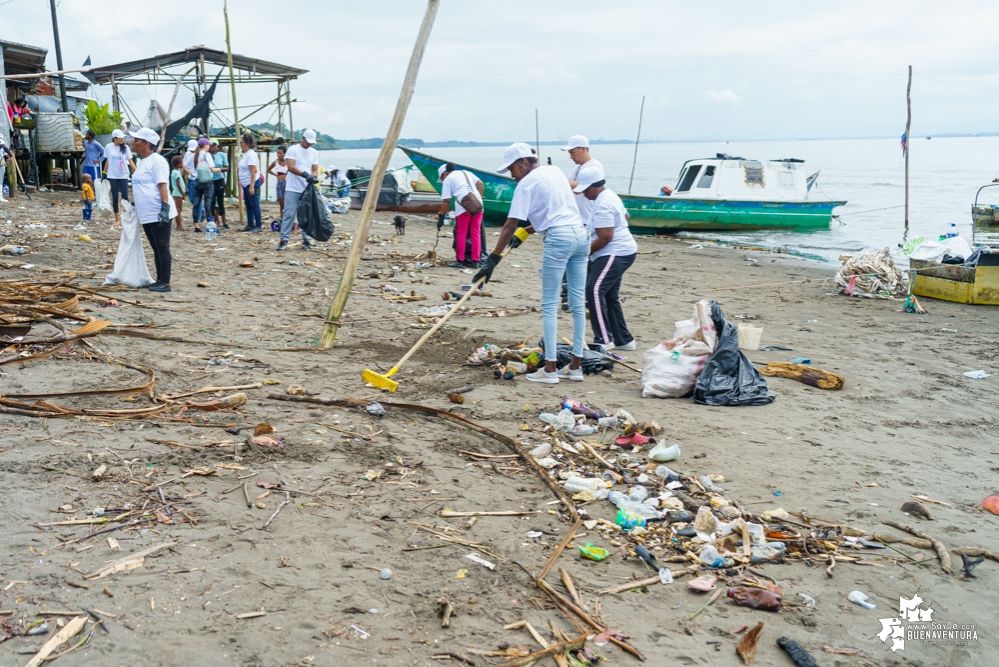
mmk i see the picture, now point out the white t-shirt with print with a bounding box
[103,143,132,179]
[441,170,482,216]
[507,165,580,233]
[284,143,319,194]
[238,149,257,187]
[587,188,637,260]
[183,149,196,180]
[130,153,176,224]
[569,158,603,221]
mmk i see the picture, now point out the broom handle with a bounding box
[391,275,486,371]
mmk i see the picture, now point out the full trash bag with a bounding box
[95,178,112,217]
[103,201,153,288]
[691,301,775,406]
[538,339,616,376]
[297,183,334,242]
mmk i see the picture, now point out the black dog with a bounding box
[393,214,406,236]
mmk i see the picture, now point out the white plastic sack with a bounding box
[95,178,112,216]
[642,300,719,398]
[103,201,153,288]
[908,236,973,262]
[327,196,350,214]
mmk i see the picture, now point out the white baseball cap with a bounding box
[437,164,449,182]
[497,142,535,174]
[561,134,589,151]
[302,129,317,144]
[111,129,125,139]
[327,165,338,172]
[572,162,606,193]
[128,127,161,145]
[187,139,197,150]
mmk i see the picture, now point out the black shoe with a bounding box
[222,222,230,230]
[194,226,202,233]
[276,241,288,251]
[447,261,464,268]
[561,302,570,312]
[147,282,171,292]
[252,226,263,233]
[140,282,159,290]
[301,241,313,250]
[240,225,254,232]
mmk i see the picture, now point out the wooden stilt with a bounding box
[223,0,245,224]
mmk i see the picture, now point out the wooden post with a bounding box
[286,81,294,140]
[318,0,440,349]
[904,65,911,230]
[534,108,540,159]
[628,95,645,195]
[223,0,245,224]
[265,149,270,201]
[111,75,119,113]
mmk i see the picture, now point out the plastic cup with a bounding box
[737,324,763,351]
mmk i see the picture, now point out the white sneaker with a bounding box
[526,369,559,384]
[616,340,637,351]
[593,340,615,352]
[557,366,584,382]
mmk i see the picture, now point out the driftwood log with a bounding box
[882,520,951,573]
[760,362,845,390]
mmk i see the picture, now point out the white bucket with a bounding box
[737,324,763,351]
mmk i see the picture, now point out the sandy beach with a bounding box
[0,191,996,667]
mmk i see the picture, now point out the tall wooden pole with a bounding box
[904,66,911,230]
[223,0,245,224]
[318,0,441,349]
[535,108,540,159]
[628,96,645,195]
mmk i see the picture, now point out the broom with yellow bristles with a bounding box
[363,240,522,392]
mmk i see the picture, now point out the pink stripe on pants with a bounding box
[454,210,483,262]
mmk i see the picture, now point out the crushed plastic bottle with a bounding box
[654,465,680,481]
[699,475,725,492]
[563,477,607,494]
[608,492,662,520]
[418,304,453,316]
[539,408,576,432]
[570,423,598,436]
[528,443,552,459]
[628,486,649,502]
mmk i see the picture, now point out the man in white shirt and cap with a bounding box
[181,139,200,221]
[279,129,320,251]
[474,143,588,384]
[562,135,603,223]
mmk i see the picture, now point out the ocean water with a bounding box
[260,137,999,266]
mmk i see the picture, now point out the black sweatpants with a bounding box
[212,179,226,218]
[586,253,635,346]
[142,220,172,285]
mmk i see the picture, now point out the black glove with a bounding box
[472,252,502,285]
[437,214,446,230]
[157,202,171,223]
[508,221,531,249]
[305,174,319,185]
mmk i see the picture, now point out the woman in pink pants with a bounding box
[437,162,485,268]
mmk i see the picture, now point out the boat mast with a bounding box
[628,96,645,194]
[905,66,911,230]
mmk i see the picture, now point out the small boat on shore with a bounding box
[343,166,442,215]
[401,147,846,233]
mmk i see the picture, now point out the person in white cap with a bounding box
[325,165,351,197]
[181,139,201,224]
[473,142,588,384]
[574,163,638,351]
[278,129,320,250]
[437,161,485,268]
[562,135,603,222]
[127,127,176,292]
[103,128,135,226]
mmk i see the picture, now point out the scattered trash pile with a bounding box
[833,248,907,298]
[904,234,978,265]
[466,339,616,379]
[643,300,774,405]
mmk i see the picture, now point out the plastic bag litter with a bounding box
[95,178,112,217]
[642,300,717,398]
[103,201,154,288]
[327,196,350,214]
[298,183,334,242]
[833,248,906,298]
[538,339,615,375]
[691,301,775,407]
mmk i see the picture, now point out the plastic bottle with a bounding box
[608,491,662,520]
[662,510,694,523]
[570,424,598,436]
[1,184,8,198]
[539,408,575,432]
[628,486,649,502]
[563,477,605,494]
[205,219,217,242]
[597,416,618,428]
[654,465,680,481]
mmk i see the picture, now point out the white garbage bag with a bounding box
[327,196,351,214]
[642,300,719,398]
[103,201,153,288]
[95,178,112,218]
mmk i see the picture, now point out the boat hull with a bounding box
[401,146,846,232]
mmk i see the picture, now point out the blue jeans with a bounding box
[243,184,262,229]
[541,224,588,362]
[82,200,92,221]
[188,179,202,221]
[280,189,309,242]
[192,181,215,226]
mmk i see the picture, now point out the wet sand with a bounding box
[0,191,996,667]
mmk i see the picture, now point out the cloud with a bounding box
[705,89,743,107]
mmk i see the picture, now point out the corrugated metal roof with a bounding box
[85,46,307,85]
[0,39,49,76]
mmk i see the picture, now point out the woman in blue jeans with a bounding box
[474,142,587,384]
[237,133,262,230]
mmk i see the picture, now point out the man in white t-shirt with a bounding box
[473,143,588,384]
[574,163,638,351]
[278,129,320,250]
[437,162,485,268]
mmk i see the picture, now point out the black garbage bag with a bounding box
[691,301,775,406]
[297,184,334,242]
[538,339,615,375]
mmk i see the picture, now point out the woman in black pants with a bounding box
[102,129,135,227]
[127,128,176,292]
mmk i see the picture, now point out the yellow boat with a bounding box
[911,253,999,305]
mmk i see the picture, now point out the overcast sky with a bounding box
[6,0,997,142]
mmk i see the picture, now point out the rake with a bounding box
[362,273,488,392]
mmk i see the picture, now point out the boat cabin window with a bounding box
[779,170,793,186]
[696,165,715,188]
[677,165,702,193]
